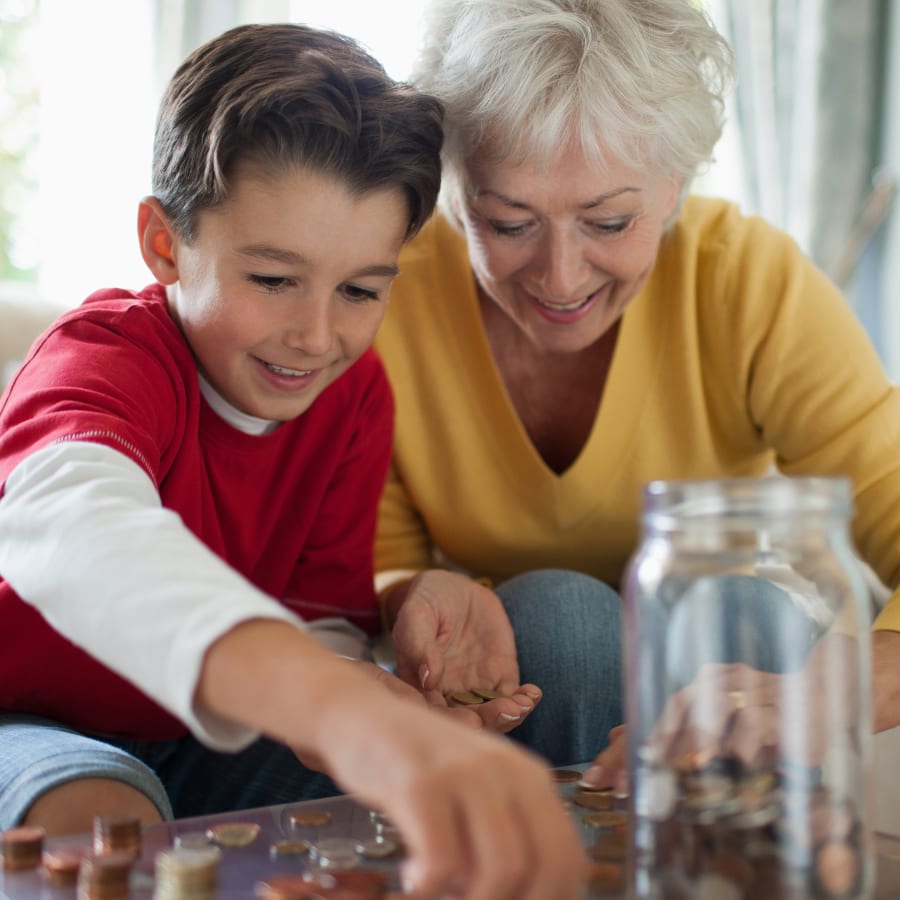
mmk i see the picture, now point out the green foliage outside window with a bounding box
[0,0,39,285]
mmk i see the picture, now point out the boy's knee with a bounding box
[23,777,163,837]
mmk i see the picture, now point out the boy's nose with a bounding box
[284,302,334,357]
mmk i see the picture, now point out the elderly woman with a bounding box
[374,0,900,774]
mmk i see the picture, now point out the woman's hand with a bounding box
[388,570,542,733]
[581,724,628,792]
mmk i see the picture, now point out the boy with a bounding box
[0,24,582,899]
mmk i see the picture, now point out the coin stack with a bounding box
[43,847,88,886]
[93,814,142,858]
[632,754,864,899]
[153,846,221,900]
[76,851,134,899]
[0,826,45,871]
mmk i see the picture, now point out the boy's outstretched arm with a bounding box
[199,618,586,900]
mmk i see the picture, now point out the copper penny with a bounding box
[289,810,333,828]
[552,769,582,783]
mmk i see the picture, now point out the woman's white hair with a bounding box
[413,0,735,205]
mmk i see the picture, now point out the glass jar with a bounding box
[623,477,872,899]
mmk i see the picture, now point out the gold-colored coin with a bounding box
[575,782,612,794]
[270,839,310,858]
[471,688,506,700]
[449,690,485,705]
[573,792,614,811]
[552,769,582,783]
[206,822,260,847]
[582,811,628,829]
[288,809,332,827]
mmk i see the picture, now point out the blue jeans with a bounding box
[495,569,624,767]
[494,569,818,769]
[0,714,339,829]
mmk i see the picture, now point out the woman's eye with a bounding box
[249,274,292,292]
[591,219,631,235]
[488,220,532,238]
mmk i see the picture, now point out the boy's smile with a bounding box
[161,164,408,422]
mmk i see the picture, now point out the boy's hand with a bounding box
[389,570,541,733]
[292,659,428,773]
[321,695,586,900]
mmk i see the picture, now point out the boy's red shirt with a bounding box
[0,284,393,740]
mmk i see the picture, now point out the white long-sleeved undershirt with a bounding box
[0,377,371,750]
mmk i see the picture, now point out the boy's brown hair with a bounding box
[152,23,444,241]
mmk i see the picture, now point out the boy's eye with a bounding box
[341,283,381,303]
[249,274,292,292]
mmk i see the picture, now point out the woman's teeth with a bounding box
[264,362,312,377]
[535,294,593,312]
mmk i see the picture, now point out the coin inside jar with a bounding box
[552,769,583,783]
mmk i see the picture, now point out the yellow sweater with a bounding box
[374,196,900,630]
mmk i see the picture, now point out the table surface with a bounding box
[3,781,900,898]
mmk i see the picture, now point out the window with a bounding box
[0,0,424,308]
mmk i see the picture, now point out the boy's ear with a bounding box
[138,197,179,285]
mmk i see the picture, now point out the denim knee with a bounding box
[495,569,624,765]
[0,715,173,829]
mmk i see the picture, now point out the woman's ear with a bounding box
[137,197,179,285]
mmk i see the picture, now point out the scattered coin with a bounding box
[207,822,261,847]
[289,809,333,828]
[310,836,360,870]
[270,839,310,858]
[355,836,400,859]
[175,831,213,850]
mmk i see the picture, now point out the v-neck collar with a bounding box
[456,261,667,525]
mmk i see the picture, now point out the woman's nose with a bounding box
[535,231,591,300]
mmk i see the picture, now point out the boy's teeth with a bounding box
[265,362,311,376]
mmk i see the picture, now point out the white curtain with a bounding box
[706,0,887,285]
